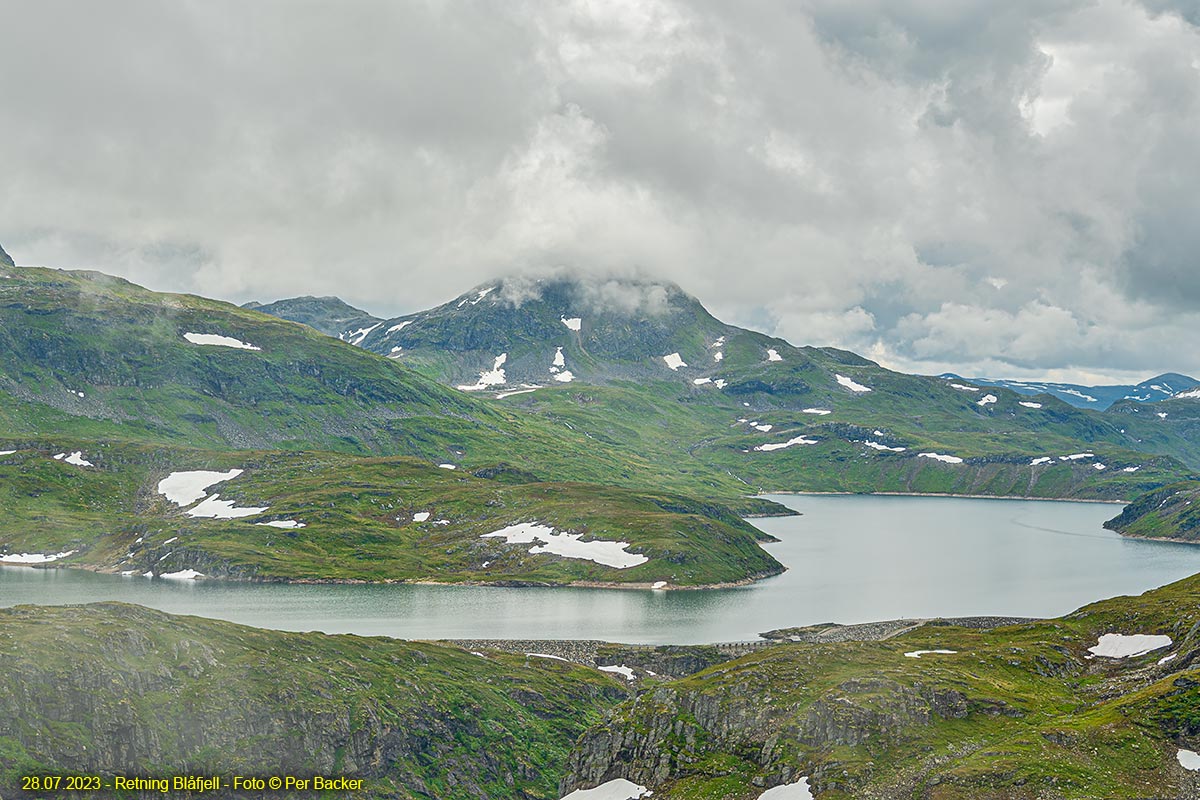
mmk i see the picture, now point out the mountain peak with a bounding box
[242,295,382,339]
[452,273,697,319]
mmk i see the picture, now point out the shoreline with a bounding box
[761,490,1128,505]
[46,562,786,592]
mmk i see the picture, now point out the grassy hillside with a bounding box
[495,378,1190,502]
[564,572,1200,799]
[0,444,781,586]
[0,603,627,799]
[1104,480,1200,542]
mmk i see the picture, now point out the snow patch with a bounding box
[1178,749,1200,771]
[256,520,305,529]
[53,451,94,467]
[1123,466,1141,473]
[186,495,269,519]
[458,354,508,391]
[713,351,724,362]
[802,408,832,416]
[559,778,651,800]
[863,441,905,452]
[753,424,773,432]
[1061,388,1098,402]
[904,650,957,658]
[1061,453,1095,461]
[527,652,570,662]
[438,464,457,470]
[662,352,687,371]
[598,665,636,681]
[1030,457,1053,466]
[693,377,712,385]
[386,321,413,335]
[183,332,261,351]
[160,569,204,581]
[561,316,582,331]
[919,452,963,464]
[758,778,814,799]
[651,581,667,589]
[1158,412,1169,419]
[950,383,980,392]
[553,347,566,367]
[835,374,871,393]
[0,550,77,564]
[1159,653,1178,666]
[413,512,431,522]
[1093,463,1107,471]
[158,469,244,507]
[482,522,648,569]
[767,349,782,362]
[1176,388,1200,399]
[977,394,998,406]
[342,323,382,346]
[1019,401,1043,409]
[553,371,575,383]
[754,436,819,452]
[1088,633,1172,659]
[496,387,541,399]
[0,449,15,456]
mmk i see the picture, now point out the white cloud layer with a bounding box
[2,0,1199,381]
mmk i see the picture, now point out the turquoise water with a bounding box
[3,494,1198,644]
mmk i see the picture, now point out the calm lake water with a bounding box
[3,494,1200,644]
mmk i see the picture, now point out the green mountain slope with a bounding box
[1107,395,1200,468]
[565,572,1200,799]
[353,276,737,388]
[0,603,626,799]
[241,295,383,340]
[0,444,781,586]
[1105,480,1200,542]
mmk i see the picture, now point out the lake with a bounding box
[3,494,1199,644]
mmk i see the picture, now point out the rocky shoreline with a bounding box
[442,615,1039,678]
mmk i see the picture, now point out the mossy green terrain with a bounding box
[1104,480,1200,542]
[564,572,1200,799]
[497,378,1189,503]
[0,444,781,586]
[0,603,628,799]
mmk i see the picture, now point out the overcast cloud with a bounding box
[2,0,1198,382]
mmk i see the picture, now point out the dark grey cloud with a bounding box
[1,0,1199,382]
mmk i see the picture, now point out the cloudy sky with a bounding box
[2,0,1198,383]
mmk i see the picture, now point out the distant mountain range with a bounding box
[940,372,1200,410]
